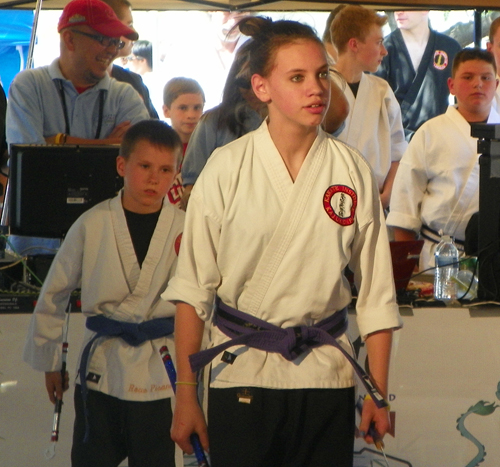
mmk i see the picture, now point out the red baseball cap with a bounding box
[58,0,139,41]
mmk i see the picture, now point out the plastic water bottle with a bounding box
[434,235,460,300]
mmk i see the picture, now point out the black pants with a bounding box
[208,386,355,467]
[71,385,175,467]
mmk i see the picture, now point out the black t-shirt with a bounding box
[124,208,161,267]
[348,81,360,98]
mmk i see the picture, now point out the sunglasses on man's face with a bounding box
[72,30,125,50]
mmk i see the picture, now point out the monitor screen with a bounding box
[478,152,500,301]
[8,144,123,238]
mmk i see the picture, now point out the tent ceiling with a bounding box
[0,0,498,10]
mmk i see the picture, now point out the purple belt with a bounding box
[189,298,388,409]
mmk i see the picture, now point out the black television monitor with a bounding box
[8,144,123,238]
[472,123,500,302]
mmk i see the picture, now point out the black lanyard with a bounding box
[56,80,105,139]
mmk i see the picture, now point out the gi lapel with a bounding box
[341,74,364,146]
[111,193,140,293]
[133,202,175,299]
[400,30,436,119]
[111,195,175,310]
[443,107,482,235]
[239,128,327,316]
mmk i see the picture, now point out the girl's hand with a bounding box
[171,386,209,454]
[358,396,390,444]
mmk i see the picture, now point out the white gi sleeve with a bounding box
[163,175,222,321]
[349,170,401,338]
[23,218,85,371]
[385,87,407,162]
[387,129,430,233]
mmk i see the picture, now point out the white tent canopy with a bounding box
[1,0,498,11]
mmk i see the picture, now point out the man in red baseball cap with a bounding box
[5,0,149,263]
[7,0,148,148]
[58,0,138,41]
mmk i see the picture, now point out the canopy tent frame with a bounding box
[1,0,500,11]
[14,0,496,69]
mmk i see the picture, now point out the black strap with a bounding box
[420,225,465,251]
[95,90,105,139]
[55,80,106,139]
[56,80,70,135]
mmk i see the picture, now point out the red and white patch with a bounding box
[323,185,357,226]
[433,50,449,71]
[174,233,182,256]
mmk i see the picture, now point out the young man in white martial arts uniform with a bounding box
[330,5,407,210]
[23,120,185,467]
[387,48,500,271]
[163,16,401,467]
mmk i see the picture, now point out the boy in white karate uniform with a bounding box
[387,48,500,271]
[330,5,407,209]
[23,120,185,467]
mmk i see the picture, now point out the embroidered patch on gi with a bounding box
[323,185,357,226]
[433,50,449,70]
[86,372,101,384]
[174,233,182,256]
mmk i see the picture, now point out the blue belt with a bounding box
[79,315,174,442]
[189,298,388,409]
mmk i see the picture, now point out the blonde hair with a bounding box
[163,77,205,108]
[490,16,500,44]
[330,5,387,55]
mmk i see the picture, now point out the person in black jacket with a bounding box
[103,0,159,119]
[375,11,461,141]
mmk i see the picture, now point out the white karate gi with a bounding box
[387,105,500,270]
[163,122,401,390]
[24,193,185,402]
[332,72,407,191]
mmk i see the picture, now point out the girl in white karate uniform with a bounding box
[164,16,401,467]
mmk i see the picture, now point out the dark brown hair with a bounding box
[120,120,182,167]
[451,48,496,77]
[238,16,324,78]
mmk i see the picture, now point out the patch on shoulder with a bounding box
[433,50,449,70]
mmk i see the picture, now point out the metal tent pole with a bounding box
[26,0,43,69]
